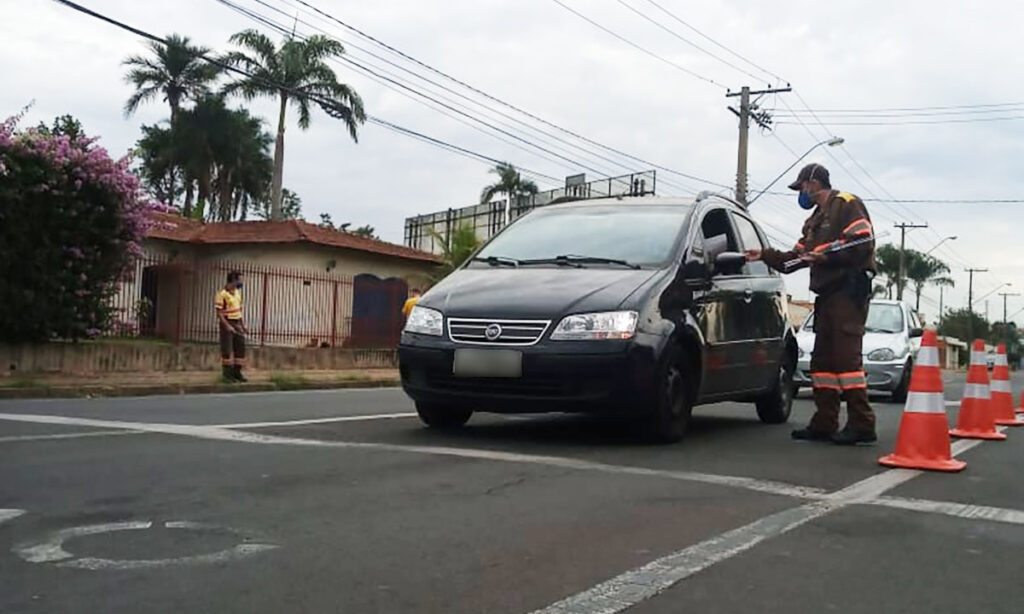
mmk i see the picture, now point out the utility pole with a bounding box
[727,85,791,206]
[939,286,945,325]
[965,267,988,342]
[894,222,928,301]
[1000,292,1021,348]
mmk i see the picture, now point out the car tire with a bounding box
[415,402,473,429]
[755,353,796,424]
[642,347,693,444]
[890,361,912,404]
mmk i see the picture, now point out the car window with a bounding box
[474,204,690,266]
[730,213,770,276]
[698,208,742,276]
[865,303,904,333]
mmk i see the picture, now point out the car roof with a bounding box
[542,193,743,212]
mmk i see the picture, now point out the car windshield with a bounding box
[802,302,904,334]
[473,205,690,267]
[865,303,904,333]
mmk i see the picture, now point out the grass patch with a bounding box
[270,373,308,390]
[1,378,50,390]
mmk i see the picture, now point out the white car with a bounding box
[794,299,924,402]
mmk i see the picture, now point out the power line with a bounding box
[273,0,736,190]
[640,0,784,83]
[775,101,1024,114]
[613,0,771,85]
[549,0,728,90]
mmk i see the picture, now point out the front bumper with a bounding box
[398,332,663,413]
[795,357,910,392]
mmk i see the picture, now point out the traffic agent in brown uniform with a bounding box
[746,163,878,445]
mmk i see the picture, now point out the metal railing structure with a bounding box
[404,171,656,254]
[104,256,406,348]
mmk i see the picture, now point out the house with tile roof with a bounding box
[113,214,439,348]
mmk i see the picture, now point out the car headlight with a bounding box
[867,348,896,361]
[404,306,443,336]
[550,311,638,341]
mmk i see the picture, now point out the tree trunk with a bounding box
[218,167,234,221]
[271,93,288,221]
[183,181,195,218]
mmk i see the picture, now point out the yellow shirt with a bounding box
[215,288,243,320]
[402,296,420,319]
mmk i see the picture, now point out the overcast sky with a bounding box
[5,0,1024,326]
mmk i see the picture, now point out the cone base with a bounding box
[879,454,966,472]
[994,418,1024,426]
[949,428,1008,440]
[1016,409,1024,415]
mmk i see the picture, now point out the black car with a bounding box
[399,194,798,442]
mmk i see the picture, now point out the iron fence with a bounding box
[404,170,656,253]
[104,256,406,348]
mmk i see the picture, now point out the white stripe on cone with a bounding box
[916,347,940,367]
[971,351,988,365]
[991,380,1012,394]
[904,391,946,414]
[994,354,1008,366]
[963,383,990,400]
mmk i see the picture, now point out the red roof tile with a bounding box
[147,213,438,263]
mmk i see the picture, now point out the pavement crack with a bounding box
[484,474,530,496]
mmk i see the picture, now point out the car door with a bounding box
[691,207,753,395]
[730,211,787,390]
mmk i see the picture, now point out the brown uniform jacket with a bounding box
[761,190,877,295]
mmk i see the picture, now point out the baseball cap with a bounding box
[788,163,830,190]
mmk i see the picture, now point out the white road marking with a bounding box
[0,430,140,443]
[0,412,825,500]
[870,496,1024,526]
[13,520,277,570]
[215,412,417,428]
[527,429,999,614]
[0,509,26,526]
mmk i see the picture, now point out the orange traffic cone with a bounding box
[880,329,966,472]
[1018,392,1024,416]
[991,344,1024,426]
[949,339,1007,440]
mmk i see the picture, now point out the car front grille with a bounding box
[447,318,550,346]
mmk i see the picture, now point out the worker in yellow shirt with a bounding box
[215,271,248,382]
[402,288,422,320]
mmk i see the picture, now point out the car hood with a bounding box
[423,267,662,319]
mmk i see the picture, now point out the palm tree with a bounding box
[428,225,480,281]
[122,34,220,121]
[905,251,950,311]
[222,30,365,220]
[874,244,902,299]
[480,163,539,225]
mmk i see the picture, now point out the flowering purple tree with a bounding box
[0,115,158,342]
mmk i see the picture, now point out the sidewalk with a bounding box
[0,368,400,399]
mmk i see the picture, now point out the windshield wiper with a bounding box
[550,254,642,269]
[865,326,898,333]
[472,255,521,267]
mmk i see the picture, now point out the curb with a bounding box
[0,379,401,400]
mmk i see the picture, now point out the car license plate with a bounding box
[452,349,523,378]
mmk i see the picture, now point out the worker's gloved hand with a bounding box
[744,249,761,262]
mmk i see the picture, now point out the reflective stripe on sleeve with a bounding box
[904,391,947,414]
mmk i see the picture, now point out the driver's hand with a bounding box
[744,249,762,262]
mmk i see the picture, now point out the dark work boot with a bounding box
[222,365,237,383]
[831,427,878,446]
[791,427,834,442]
[232,365,248,383]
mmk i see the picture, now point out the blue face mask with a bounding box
[798,191,815,210]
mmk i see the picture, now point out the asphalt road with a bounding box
[1,373,1023,614]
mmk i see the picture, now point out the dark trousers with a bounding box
[809,290,875,433]
[219,323,246,366]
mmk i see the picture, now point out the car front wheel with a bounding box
[890,361,912,403]
[642,347,693,443]
[415,402,473,429]
[755,355,795,424]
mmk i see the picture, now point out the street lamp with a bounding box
[972,282,1011,307]
[747,137,845,205]
[924,235,957,256]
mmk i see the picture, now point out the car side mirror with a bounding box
[909,327,924,338]
[681,257,711,288]
[713,251,747,276]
